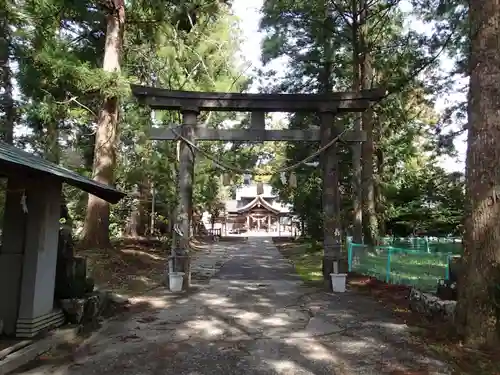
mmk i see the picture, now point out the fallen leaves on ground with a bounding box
[348,274,500,375]
[274,239,500,375]
[77,236,213,297]
[77,238,167,296]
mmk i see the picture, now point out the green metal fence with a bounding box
[347,236,463,254]
[347,242,452,292]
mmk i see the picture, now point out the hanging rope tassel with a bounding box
[20,191,28,213]
[288,172,297,188]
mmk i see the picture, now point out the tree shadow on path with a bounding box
[15,238,451,375]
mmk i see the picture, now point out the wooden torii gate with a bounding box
[131,85,386,288]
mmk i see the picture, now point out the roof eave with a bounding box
[0,142,126,204]
[66,178,126,204]
[236,196,281,215]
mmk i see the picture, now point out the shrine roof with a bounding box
[234,195,283,215]
[0,141,125,204]
[226,195,290,214]
[236,184,275,200]
[225,200,238,212]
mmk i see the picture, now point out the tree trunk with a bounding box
[351,0,363,244]
[45,119,60,164]
[81,8,124,249]
[455,0,500,347]
[125,184,147,237]
[0,1,15,144]
[359,3,378,245]
[375,147,385,236]
[361,99,377,244]
[44,119,75,228]
[127,206,140,237]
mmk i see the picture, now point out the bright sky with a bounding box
[231,0,467,173]
[231,0,267,75]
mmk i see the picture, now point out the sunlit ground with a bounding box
[14,237,463,375]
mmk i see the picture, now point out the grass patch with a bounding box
[278,239,448,292]
[350,248,448,292]
[274,240,323,285]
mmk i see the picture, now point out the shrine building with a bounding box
[0,141,124,337]
[224,181,292,233]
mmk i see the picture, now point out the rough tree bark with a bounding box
[0,0,15,144]
[351,0,363,244]
[82,2,124,248]
[361,86,377,244]
[125,184,147,237]
[455,0,500,347]
[45,120,60,164]
[44,119,74,227]
[375,147,385,237]
[359,0,378,245]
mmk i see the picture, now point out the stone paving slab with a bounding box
[13,237,452,375]
[190,242,234,280]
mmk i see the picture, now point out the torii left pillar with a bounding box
[173,108,198,290]
[320,110,343,289]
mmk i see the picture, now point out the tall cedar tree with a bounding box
[456,0,500,347]
[81,0,125,248]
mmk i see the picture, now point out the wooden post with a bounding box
[176,108,198,289]
[320,111,343,289]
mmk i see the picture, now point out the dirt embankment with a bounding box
[78,236,214,296]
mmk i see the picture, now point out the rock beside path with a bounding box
[59,290,130,324]
[409,287,456,322]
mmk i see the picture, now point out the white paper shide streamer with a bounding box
[20,191,28,213]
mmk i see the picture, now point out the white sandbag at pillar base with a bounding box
[330,261,347,292]
[169,272,185,292]
[330,273,347,292]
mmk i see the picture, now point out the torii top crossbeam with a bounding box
[130,85,387,113]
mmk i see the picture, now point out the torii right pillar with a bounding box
[320,110,344,289]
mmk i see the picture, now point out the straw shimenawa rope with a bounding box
[169,125,352,176]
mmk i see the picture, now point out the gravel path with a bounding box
[215,237,301,281]
[15,237,451,375]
